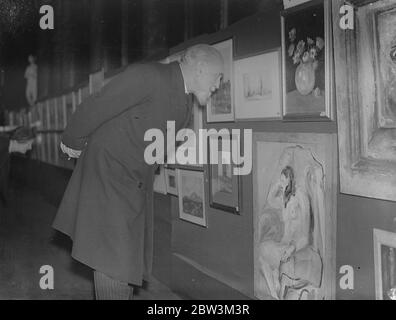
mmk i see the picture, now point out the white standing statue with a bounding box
[24,55,37,107]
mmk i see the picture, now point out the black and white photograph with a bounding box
[0,0,395,305]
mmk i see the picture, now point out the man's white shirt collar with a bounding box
[179,63,188,94]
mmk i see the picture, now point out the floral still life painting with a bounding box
[207,39,234,122]
[282,1,331,119]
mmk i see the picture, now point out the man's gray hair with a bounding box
[182,44,223,66]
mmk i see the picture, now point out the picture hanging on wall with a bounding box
[54,133,61,167]
[48,99,56,130]
[374,3,396,128]
[281,0,333,120]
[175,94,204,168]
[41,102,48,130]
[177,168,207,227]
[46,133,53,164]
[373,228,396,300]
[42,133,49,163]
[153,165,167,195]
[253,132,337,300]
[165,167,178,196]
[234,49,282,120]
[207,38,234,123]
[89,68,104,95]
[55,97,63,130]
[81,85,90,102]
[208,132,240,214]
[65,93,74,125]
[334,0,396,201]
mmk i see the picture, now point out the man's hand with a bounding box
[60,142,82,159]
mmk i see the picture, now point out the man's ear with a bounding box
[195,60,207,76]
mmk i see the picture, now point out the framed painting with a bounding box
[50,133,57,165]
[373,229,396,300]
[153,165,167,195]
[281,0,333,120]
[208,132,240,214]
[175,94,204,168]
[207,38,234,123]
[55,97,63,130]
[89,68,104,95]
[165,167,178,196]
[48,99,56,130]
[36,132,45,162]
[45,101,50,131]
[53,133,60,166]
[253,132,337,300]
[374,3,396,128]
[37,102,44,130]
[81,85,90,102]
[72,91,78,114]
[65,93,74,125]
[42,133,49,163]
[177,168,207,227]
[333,0,396,201]
[234,49,282,120]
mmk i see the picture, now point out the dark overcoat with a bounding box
[53,62,191,285]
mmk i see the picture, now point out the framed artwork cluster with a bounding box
[163,132,243,226]
[171,0,333,124]
[205,37,284,122]
[207,39,234,122]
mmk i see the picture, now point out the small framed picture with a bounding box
[207,38,234,123]
[48,99,56,130]
[373,228,396,300]
[89,68,104,95]
[281,0,333,120]
[65,92,74,125]
[208,132,241,214]
[165,167,178,196]
[234,49,282,120]
[175,95,204,168]
[153,165,167,195]
[81,86,90,102]
[55,97,63,130]
[177,168,207,227]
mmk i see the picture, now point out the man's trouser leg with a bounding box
[94,270,134,300]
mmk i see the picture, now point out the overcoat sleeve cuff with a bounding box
[61,133,87,151]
